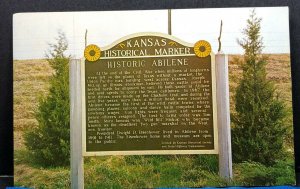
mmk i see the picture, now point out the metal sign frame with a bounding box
[81,32,218,156]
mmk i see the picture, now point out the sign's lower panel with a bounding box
[84,55,216,155]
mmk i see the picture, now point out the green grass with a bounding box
[14,150,70,189]
[14,149,295,188]
[234,159,295,186]
[15,152,235,188]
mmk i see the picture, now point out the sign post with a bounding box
[70,59,84,189]
[216,52,232,179]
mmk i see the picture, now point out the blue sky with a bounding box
[13,7,289,60]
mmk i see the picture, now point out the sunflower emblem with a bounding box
[194,40,211,58]
[84,44,101,62]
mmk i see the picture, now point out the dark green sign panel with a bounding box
[83,33,218,155]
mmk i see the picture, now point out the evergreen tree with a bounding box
[25,31,70,167]
[232,10,287,166]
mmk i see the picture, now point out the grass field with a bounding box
[13,54,295,188]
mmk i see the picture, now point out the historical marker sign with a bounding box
[82,33,218,156]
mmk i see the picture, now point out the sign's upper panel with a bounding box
[84,33,212,61]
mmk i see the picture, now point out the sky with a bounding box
[13,7,290,60]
